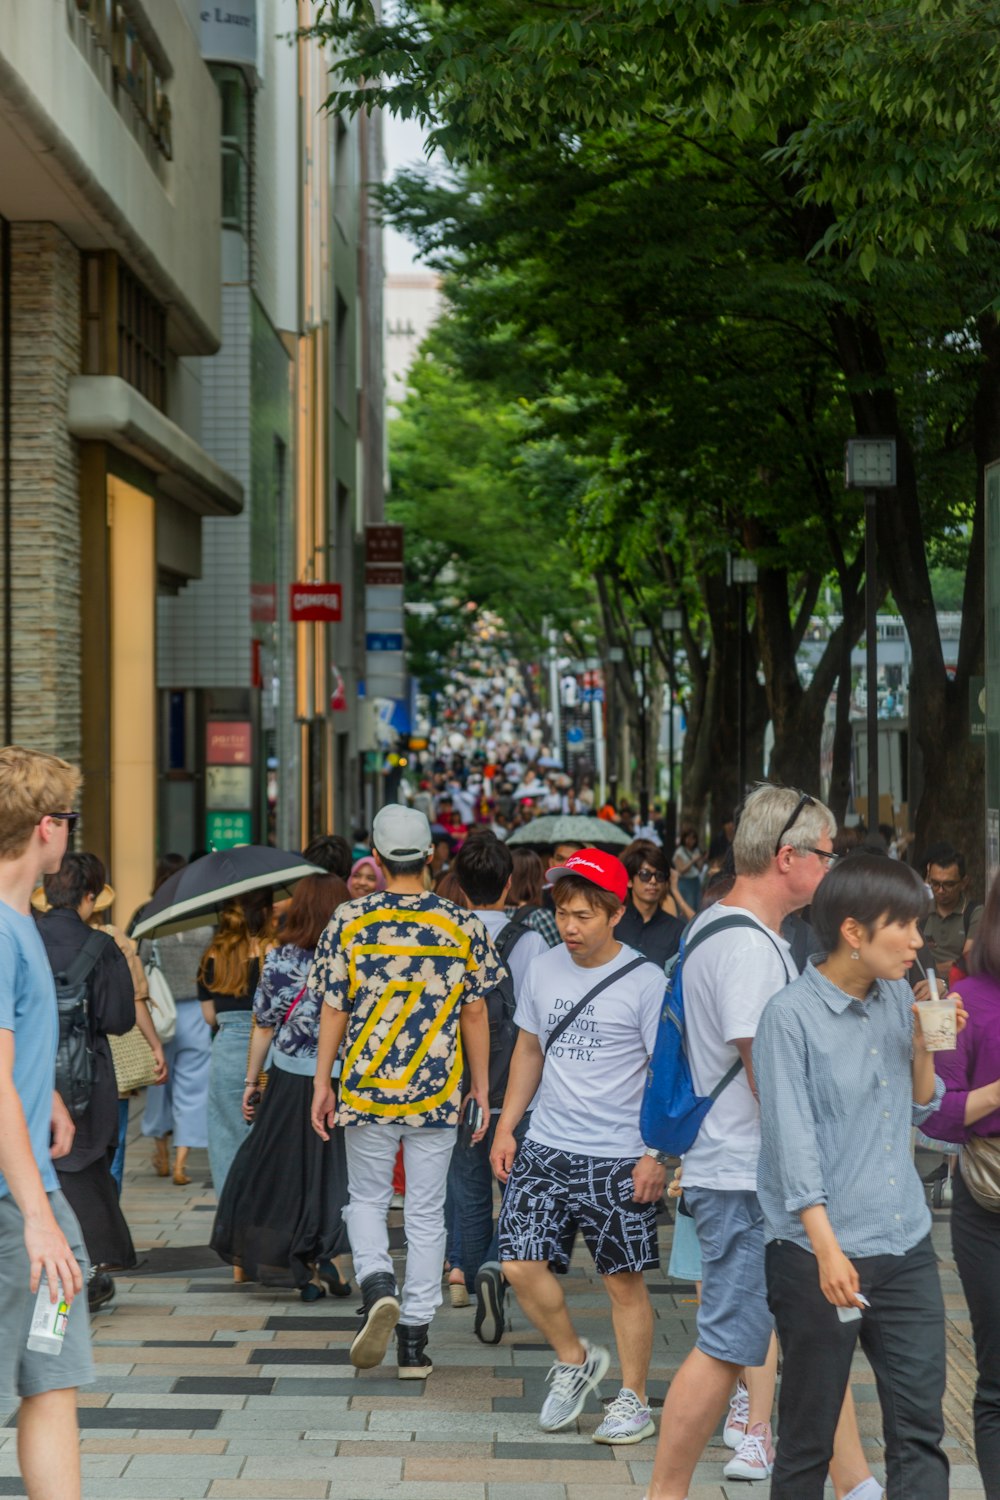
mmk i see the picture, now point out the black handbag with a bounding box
[53,929,106,1119]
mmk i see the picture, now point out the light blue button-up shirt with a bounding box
[753,959,944,1259]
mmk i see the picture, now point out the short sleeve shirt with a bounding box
[679,903,796,1192]
[309,891,502,1127]
[0,900,59,1197]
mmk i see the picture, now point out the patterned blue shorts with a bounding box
[498,1137,660,1277]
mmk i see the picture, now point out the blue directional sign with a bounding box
[366,632,404,652]
[566,726,586,746]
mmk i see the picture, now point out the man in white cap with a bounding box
[310,805,499,1379]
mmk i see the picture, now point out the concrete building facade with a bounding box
[0,0,384,917]
[0,0,241,921]
[156,0,385,857]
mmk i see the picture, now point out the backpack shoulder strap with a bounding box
[58,928,110,988]
[494,918,529,965]
[544,955,649,1056]
[682,912,793,980]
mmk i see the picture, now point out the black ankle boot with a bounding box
[396,1321,433,1380]
[349,1271,400,1369]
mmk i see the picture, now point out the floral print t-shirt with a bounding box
[253,943,323,1073]
[308,891,502,1127]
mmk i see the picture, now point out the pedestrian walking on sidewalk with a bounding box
[212,873,352,1301]
[753,853,952,1500]
[450,832,547,1336]
[646,784,848,1499]
[0,746,93,1500]
[919,863,1000,1500]
[135,855,213,1188]
[310,805,498,1379]
[200,893,275,1199]
[491,848,667,1445]
[36,853,138,1309]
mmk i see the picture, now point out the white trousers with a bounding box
[343,1122,457,1326]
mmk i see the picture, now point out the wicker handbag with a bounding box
[960,1134,1000,1212]
[110,1026,159,1096]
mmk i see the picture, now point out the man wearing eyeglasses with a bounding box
[647,784,853,1500]
[0,747,93,1500]
[617,841,685,970]
[917,843,982,990]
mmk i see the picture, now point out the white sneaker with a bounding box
[724,1376,749,1448]
[538,1340,610,1431]
[592,1387,655,1444]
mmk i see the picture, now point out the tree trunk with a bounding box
[827,304,988,881]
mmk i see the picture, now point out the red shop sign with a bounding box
[206,721,252,765]
[290,583,343,622]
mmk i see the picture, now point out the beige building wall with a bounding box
[109,477,156,923]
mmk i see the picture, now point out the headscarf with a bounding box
[349,855,386,893]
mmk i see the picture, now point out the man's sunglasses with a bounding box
[635,868,667,884]
[773,793,840,863]
[46,812,79,836]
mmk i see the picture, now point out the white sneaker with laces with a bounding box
[538,1340,610,1431]
[723,1420,775,1481]
[723,1377,749,1448]
[592,1387,655,1444]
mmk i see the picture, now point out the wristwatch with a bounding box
[643,1147,671,1166]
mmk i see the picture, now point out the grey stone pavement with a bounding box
[0,1110,986,1499]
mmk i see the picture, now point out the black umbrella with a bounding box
[131,846,323,939]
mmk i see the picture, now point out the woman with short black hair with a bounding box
[753,853,958,1499]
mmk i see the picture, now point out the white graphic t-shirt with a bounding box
[514,942,664,1159]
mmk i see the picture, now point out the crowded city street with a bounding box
[5,4,1000,1499]
[14,1114,984,1500]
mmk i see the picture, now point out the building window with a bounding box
[68,1,173,162]
[215,67,252,240]
[83,253,167,411]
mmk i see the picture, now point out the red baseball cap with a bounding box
[546,847,629,904]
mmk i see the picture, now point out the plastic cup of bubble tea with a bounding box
[26,1276,69,1356]
[917,996,958,1052]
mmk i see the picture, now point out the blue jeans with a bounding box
[449,1113,529,1284]
[207,1012,253,1199]
[110,1098,129,1195]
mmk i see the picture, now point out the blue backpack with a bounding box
[640,913,765,1156]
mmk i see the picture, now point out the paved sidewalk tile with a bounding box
[0,1111,977,1500]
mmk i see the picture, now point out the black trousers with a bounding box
[766,1234,949,1500]
[952,1165,1000,1499]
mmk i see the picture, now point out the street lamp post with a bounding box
[729,558,758,799]
[586,656,605,801]
[633,627,653,825]
[845,438,897,835]
[608,645,624,806]
[661,608,682,851]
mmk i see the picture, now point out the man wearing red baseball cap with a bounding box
[489,849,668,1444]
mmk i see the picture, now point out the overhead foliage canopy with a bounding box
[312,0,1000,853]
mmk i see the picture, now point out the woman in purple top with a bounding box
[921,869,1000,1498]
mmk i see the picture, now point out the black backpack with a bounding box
[481,912,533,1109]
[52,929,107,1120]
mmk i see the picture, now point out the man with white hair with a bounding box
[646,785,841,1500]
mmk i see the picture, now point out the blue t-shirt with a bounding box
[0,900,59,1197]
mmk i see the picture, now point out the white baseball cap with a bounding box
[372,804,433,861]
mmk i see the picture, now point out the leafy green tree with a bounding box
[318,0,1000,862]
